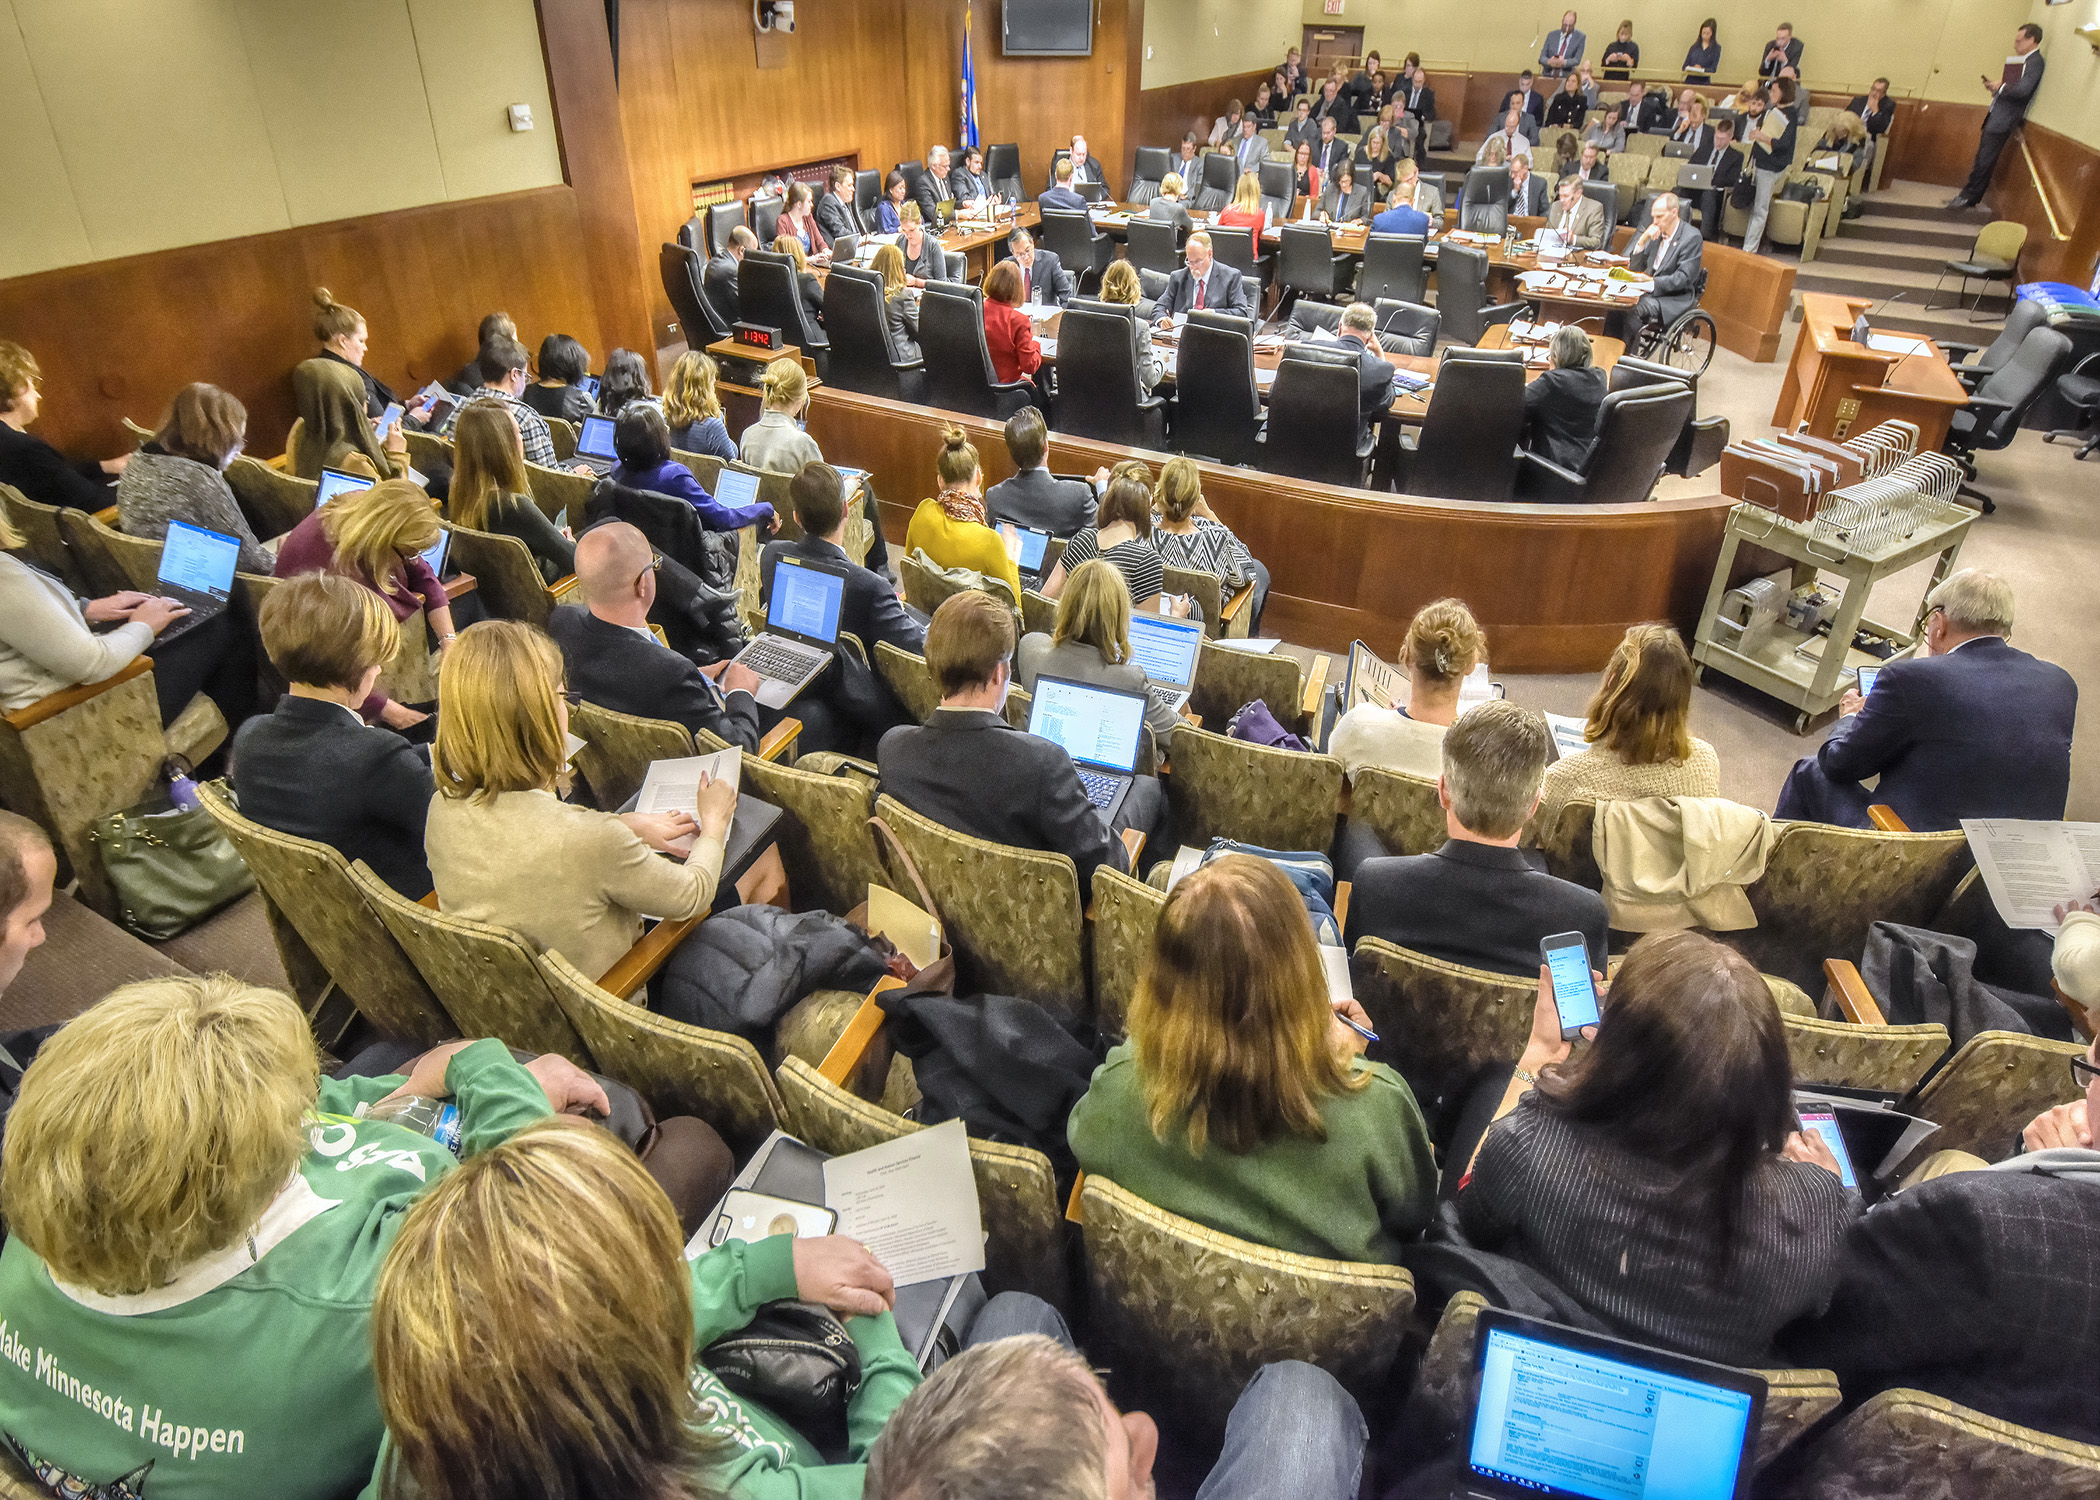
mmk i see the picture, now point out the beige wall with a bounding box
[0,0,562,280]
[1141,0,1302,89]
[2023,0,2100,148]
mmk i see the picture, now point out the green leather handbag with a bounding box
[90,788,255,940]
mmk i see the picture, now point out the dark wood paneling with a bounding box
[1132,69,1276,159]
[1882,98,1986,188]
[1987,123,2100,289]
[0,187,609,462]
[962,0,1142,204]
[806,389,1736,673]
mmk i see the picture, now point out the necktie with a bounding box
[1021,265,1031,301]
[1194,275,1206,311]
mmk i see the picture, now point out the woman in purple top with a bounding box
[607,406,777,534]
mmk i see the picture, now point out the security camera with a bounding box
[755,0,794,33]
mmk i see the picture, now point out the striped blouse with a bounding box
[1059,529,1167,605]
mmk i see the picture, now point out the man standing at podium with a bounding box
[1949,23,2045,211]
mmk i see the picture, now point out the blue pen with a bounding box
[1338,1011,1379,1044]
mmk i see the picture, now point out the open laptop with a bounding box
[1002,524,1054,589]
[714,466,764,516]
[418,528,451,583]
[1128,610,1204,716]
[572,414,620,475]
[1662,139,1698,159]
[1677,162,1717,192]
[1455,1309,1763,1500]
[150,520,242,646]
[1026,675,1148,827]
[731,553,848,708]
[316,467,374,508]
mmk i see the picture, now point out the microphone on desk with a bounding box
[1852,290,1906,343]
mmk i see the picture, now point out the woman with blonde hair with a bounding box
[739,357,824,475]
[273,477,456,728]
[1097,260,1165,392]
[905,426,1021,602]
[0,973,563,1500]
[871,243,921,362]
[1329,596,1487,781]
[368,1118,914,1500]
[1146,172,1194,233]
[1068,854,1437,1264]
[1217,170,1269,258]
[1534,621,1719,828]
[662,349,737,461]
[1015,559,1180,738]
[447,398,574,584]
[423,621,733,1008]
[771,232,827,322]
[1150,455,1265,626]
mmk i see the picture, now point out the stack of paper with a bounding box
[1962,820,2100,929]
[823,1120,987,1287]
[637,749,742,854]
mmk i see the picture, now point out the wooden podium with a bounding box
[1772,293,1969,453]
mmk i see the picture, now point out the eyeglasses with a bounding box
[559,690,583,707]
[634,552,662,588]
[2073,1055,2099,1090]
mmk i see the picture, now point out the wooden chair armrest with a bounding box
[598,911,709,1001]
[1219,580,1254,622]
[418,891,441,909]
[441,572,478,601]
[1065,1171,1087,1224]
[1337,776,1353,817]
[93,504,118,527]
[546,574,581,604]
[818,975,906,1086]
[2053,980,2093,1042]
[267,453,291,471]
[1334,880,1351,933]
[2,657,152,731]
[1300,653,1329,721]
[1821,958,1887,1027]
[1121,828,1145,868]
[757,717,802,763]
[1865,805,1910,833]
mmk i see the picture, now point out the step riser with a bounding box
[1845,221,1978,250]
[1815,244,1968,273]
[1865,196,1989,224]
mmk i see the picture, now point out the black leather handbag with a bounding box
[701,1299,863,1437]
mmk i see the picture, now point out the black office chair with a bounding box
[1357,233,1427,305]
[896,160,927,204]
[1608,356,1730,477]
[1937,298,2050,393]
[660,243,729,348]
[1194,152,1238,212]
[1421,172,1449,208]
[2045,354,2100,461]
[1579,179,1618,233]
[677,214,704,252]
[1128,147,1171,204]
[1036,208,1112,284]
[1209,218,1274,296]
[1259,352,1374,488]
[1375,300,1439,357]
[1052,304,1166,448]
[1394,352,1525,501]
[919,282,1035,419]
[1943,326,2074,511]
[1433,243,1525,346]
[1173,312,1263,467]
[1258,160,1293,221]
[1126,219,1183,278]
[748,194,785,246]
[1458,168,1510,234]
[820,265,924,403]
[738,254,828,373]
[853,170,881,230]
[703,201,747,257]
[1276,223,1353,312]
[985,143,1023,202]
[1516,386,1694,503]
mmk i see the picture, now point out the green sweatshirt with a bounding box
[0,1040,550,1500]
[355,1234,922,1500]
[1068,1041,1439,1264]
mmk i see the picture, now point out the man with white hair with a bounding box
[1775,568,2076,830]
[914,144,955,224]
[1333,302,1398,449]
[1626,192,1703,344]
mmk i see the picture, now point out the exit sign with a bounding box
[1324,0,1344,13]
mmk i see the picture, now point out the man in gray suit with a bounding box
[1539,10,1586,77]
[914,145,958,225]
[1951,23,2045,209]
[1151,233,1254,323]
[1542,174,1607,250]
[1006,228,1074,308]
[985,408,1103,538]
[1626,193,1703,344]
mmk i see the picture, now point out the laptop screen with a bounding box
[158,520,241,599]
[576,415,618,461]
[417,529,451,581]
[316,468,374,508]
[768,559,845,645]
[1128,612,1203,689]
[1027,676,1146,775]
[1468,1322,1756,1500]
[1004,525,1051,574]
[715,467,762,511]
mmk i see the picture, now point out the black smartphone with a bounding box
[1540,931,1601,1041]
[1856,666,1879,697]
[1795,1108,1860,1189]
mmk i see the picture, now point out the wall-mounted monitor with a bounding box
[1003,0,1094,57]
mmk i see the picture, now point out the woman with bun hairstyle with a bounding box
[738,358,824,476]
[906,426,1022,604]
[310,288,422,426]
[1329,597,1487,780]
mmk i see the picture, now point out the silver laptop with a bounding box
[1026,675,1148,827]
[1127,610,1204,717]
[149,520,241,646]
[1003,524,1054,589]
[1453,1309,1763,1500]
[733,554,849,709]
[1677,162,1717,191]
[573,414,619,475]
[1662,139,1698,159]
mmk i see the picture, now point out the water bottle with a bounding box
[362,1095,463,1156]
[168,771,201,811]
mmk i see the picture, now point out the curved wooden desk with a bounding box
[806,388,1736,673]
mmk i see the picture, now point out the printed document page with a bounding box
[1962,820,2100,930]
[823,1118,986,1287]
[637,750,742,855]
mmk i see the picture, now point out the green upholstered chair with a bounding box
[1784,1012,1950,1094]
[1794,1388,2100,1499]
[404,429,454,478]
[523,461,592,526]
[742,752,884,918]
[539,948,785,1157]
[57,507,161,596]
[1090,865,1167,1037]
[872,794,1088,1026]
[225,455,319,540]
[874,641,940,725]
[1161,563,1256,640]
[197,782,456,1046]
[444,523,569,627]
[545,416,579,462]
[1166,723,1343,855]
[1350,936,1534,1116]
[565,697,691,812]
[1349,765,1448,857]
[1189,640,1307,735]
[1905,1030,2086,1164]
[1528,796,1601,890]
[1021,588,1059,638]
[1077,1174,1414,1441]
[0,483,84,590]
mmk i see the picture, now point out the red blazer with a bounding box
[781,208,828,256]
[1216,206,1265,259]
[982,297,1042,384]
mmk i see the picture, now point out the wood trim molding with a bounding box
[2,657,152,732]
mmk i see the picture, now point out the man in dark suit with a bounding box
[1691,118,1743,236]
[1952,23,2045,209]
[1310,115,1350,182]
[1152,233,1254,322]
[1757,22,1803,79]
[1400,64,1436,137]
[914,145,958,225]
[1499,70,1546,138]
[1333,302,1398,451]
[815,164,860,243]
[1520,325,1607,471]
[1777,569,2076,831]
[1624,79,1670,134]
[1005,227,1074,308]
[876,591,1163,895]
[1066,134,1105,188]
[703,225,756,327]
[1037,157,1089,215]
[1344,699,1608,976]
[546,522,764,754]
[1626,193,1704,343]
[1311,78,1353,129]
[231,573,438,898]
[1783,1042,2100,1446]
[985,407,1101,536]
[1507,155,1550,216]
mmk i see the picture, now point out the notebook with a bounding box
[149,520,242,646]
[572,414,619,475]
[1456,1310,1763,1500]
[731,553,848,708]
[1128,610,1204,716]
[1026,675,1148,827]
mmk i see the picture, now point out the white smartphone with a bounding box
[1540,931,1601,1041]
[1856,666,1879,696]
[1796,1107,1860,1189]
[373,402,404,441]
[709,1189,837,1248]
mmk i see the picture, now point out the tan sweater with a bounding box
[1534,737,1720,832]
[424,788,722,981]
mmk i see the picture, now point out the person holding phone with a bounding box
[1453,930,1856,1366]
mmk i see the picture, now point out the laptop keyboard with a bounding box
[1076,768,1122,808]
[1146,684,1181,711]
[743,639,821,680]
